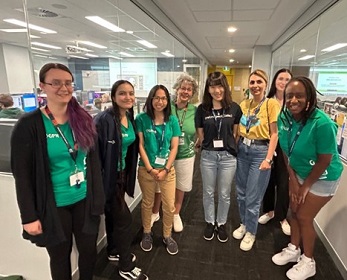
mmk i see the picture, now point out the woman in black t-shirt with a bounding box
[195,71,242,243]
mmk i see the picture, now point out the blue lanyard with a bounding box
[287,121,304,157]
[212,108,225,139]
[246,97,266,133]
[152,120,166,153]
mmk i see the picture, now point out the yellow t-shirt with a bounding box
[239,98,280,140]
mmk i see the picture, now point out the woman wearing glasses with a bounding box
[150,73,198,233]
[11,63,104,280]
[136,85,181,255]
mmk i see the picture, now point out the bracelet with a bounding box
[164,167,170,174]
[147,168,153,174]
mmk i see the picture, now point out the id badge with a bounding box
[243,137,251,146]
[213,139,223,148]
[155,156,166,165]
[179,136,185,146]
[69,171,85,187]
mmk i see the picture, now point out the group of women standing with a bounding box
[10,62,342,280]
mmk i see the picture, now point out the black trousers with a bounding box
[262,144,290,221]
[104,191,134,272]
[46,199,98,280]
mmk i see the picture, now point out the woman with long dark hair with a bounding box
[94,80,148,280]
[195,71,241,242]
[11,63,104,280]
[136,85,181,255]
[272,77,343,280]
[258,68,292,235]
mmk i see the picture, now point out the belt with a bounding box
[240,136,269,146]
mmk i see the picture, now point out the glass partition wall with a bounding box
[0,0,202,111]
[271,0,347,161]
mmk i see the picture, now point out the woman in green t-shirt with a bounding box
[136,85,181,255]
[272,76,343,280]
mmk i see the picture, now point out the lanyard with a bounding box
[246,97,266,133]
[175,103,188,131]
[212,108,225,139]
[152,120,166,153]
[45,106,78,163]
[287,121,304,157]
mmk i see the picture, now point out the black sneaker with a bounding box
[203,223,215,240]
[140,232,153,252]
[217,224,228,242]
[119,266,149,280]
[163,236,178,255]
[108,253,136,262]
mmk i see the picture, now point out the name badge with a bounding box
[180,132,185,137]
[213,139,223,148]
[70,171,85,187]
[243,137,251,146]
[179,136,185,146]
[155,156,166,165]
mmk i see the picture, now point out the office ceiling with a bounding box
[0,0,345,68]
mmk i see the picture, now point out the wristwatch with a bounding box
[265,158,273,164]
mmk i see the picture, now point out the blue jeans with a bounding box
[200,150,237,225]
[236,142,271,235]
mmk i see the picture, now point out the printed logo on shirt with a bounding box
[122,133,128,138]
[309,159,328,179]
[46,133,59,138]
[145,128,156,133]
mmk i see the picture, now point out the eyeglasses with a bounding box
[152,96,168,102]
[43,80,74,89]
[180,87,193,92]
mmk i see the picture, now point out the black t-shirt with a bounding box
[195,102,242,156]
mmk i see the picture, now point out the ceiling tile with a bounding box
[193,11,232,22]
[234,0,280,10]
[233,10,274,21]
[186,0,232,11]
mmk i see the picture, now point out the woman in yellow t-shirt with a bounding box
[233,69,280,251]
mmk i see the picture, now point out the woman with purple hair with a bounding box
[11,63,104,280]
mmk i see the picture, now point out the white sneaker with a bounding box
[281,220,291,236]
[232,224,246,240]
[150,212,160,227]
[272,243,301,265]
[240,232,255,251]
[258,213,274,224]
[173,214,183,232]
[286,254,316,280]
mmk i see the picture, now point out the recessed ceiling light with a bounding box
[3,19,57,34]
[119,51,135,57]
[31,47,51,52]
[30,35,40,39]
[137,40,157,49]
[79,41,107,49]
[108,55,122,60]
[161,52,174,57]
[126,30,134,34]
[69,55,89,60]
[229,59,234,63]
[182,59,187,63]
[300,49,307,53]
[298,55,315,61]
[227,26,237,33]
[321,43,347,52]
[229,49,235,53]
[31,42,61,49]
[0,28,27,33]
[85,16,125,32]
[85,53,99,57]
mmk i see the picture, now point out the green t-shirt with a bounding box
[135,112,181,168]
[278,108,343,181]
[171,103,196,159]
[120,119,136,171]
[42,114,87,207]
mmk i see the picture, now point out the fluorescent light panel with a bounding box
[0,28,27,32]
[31,47,51,52]
[69,55,89,60]
[4,19,57,34]
[119,51,134,57]
[85,53,99,57]
[31,42,61,49]
[161,52,174,57]
[108,55,122,60]
[298,55,315,61]
[85,16,125,32]
[78,41,107,49]
[321,43,347,52]
[137,40,157,49]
